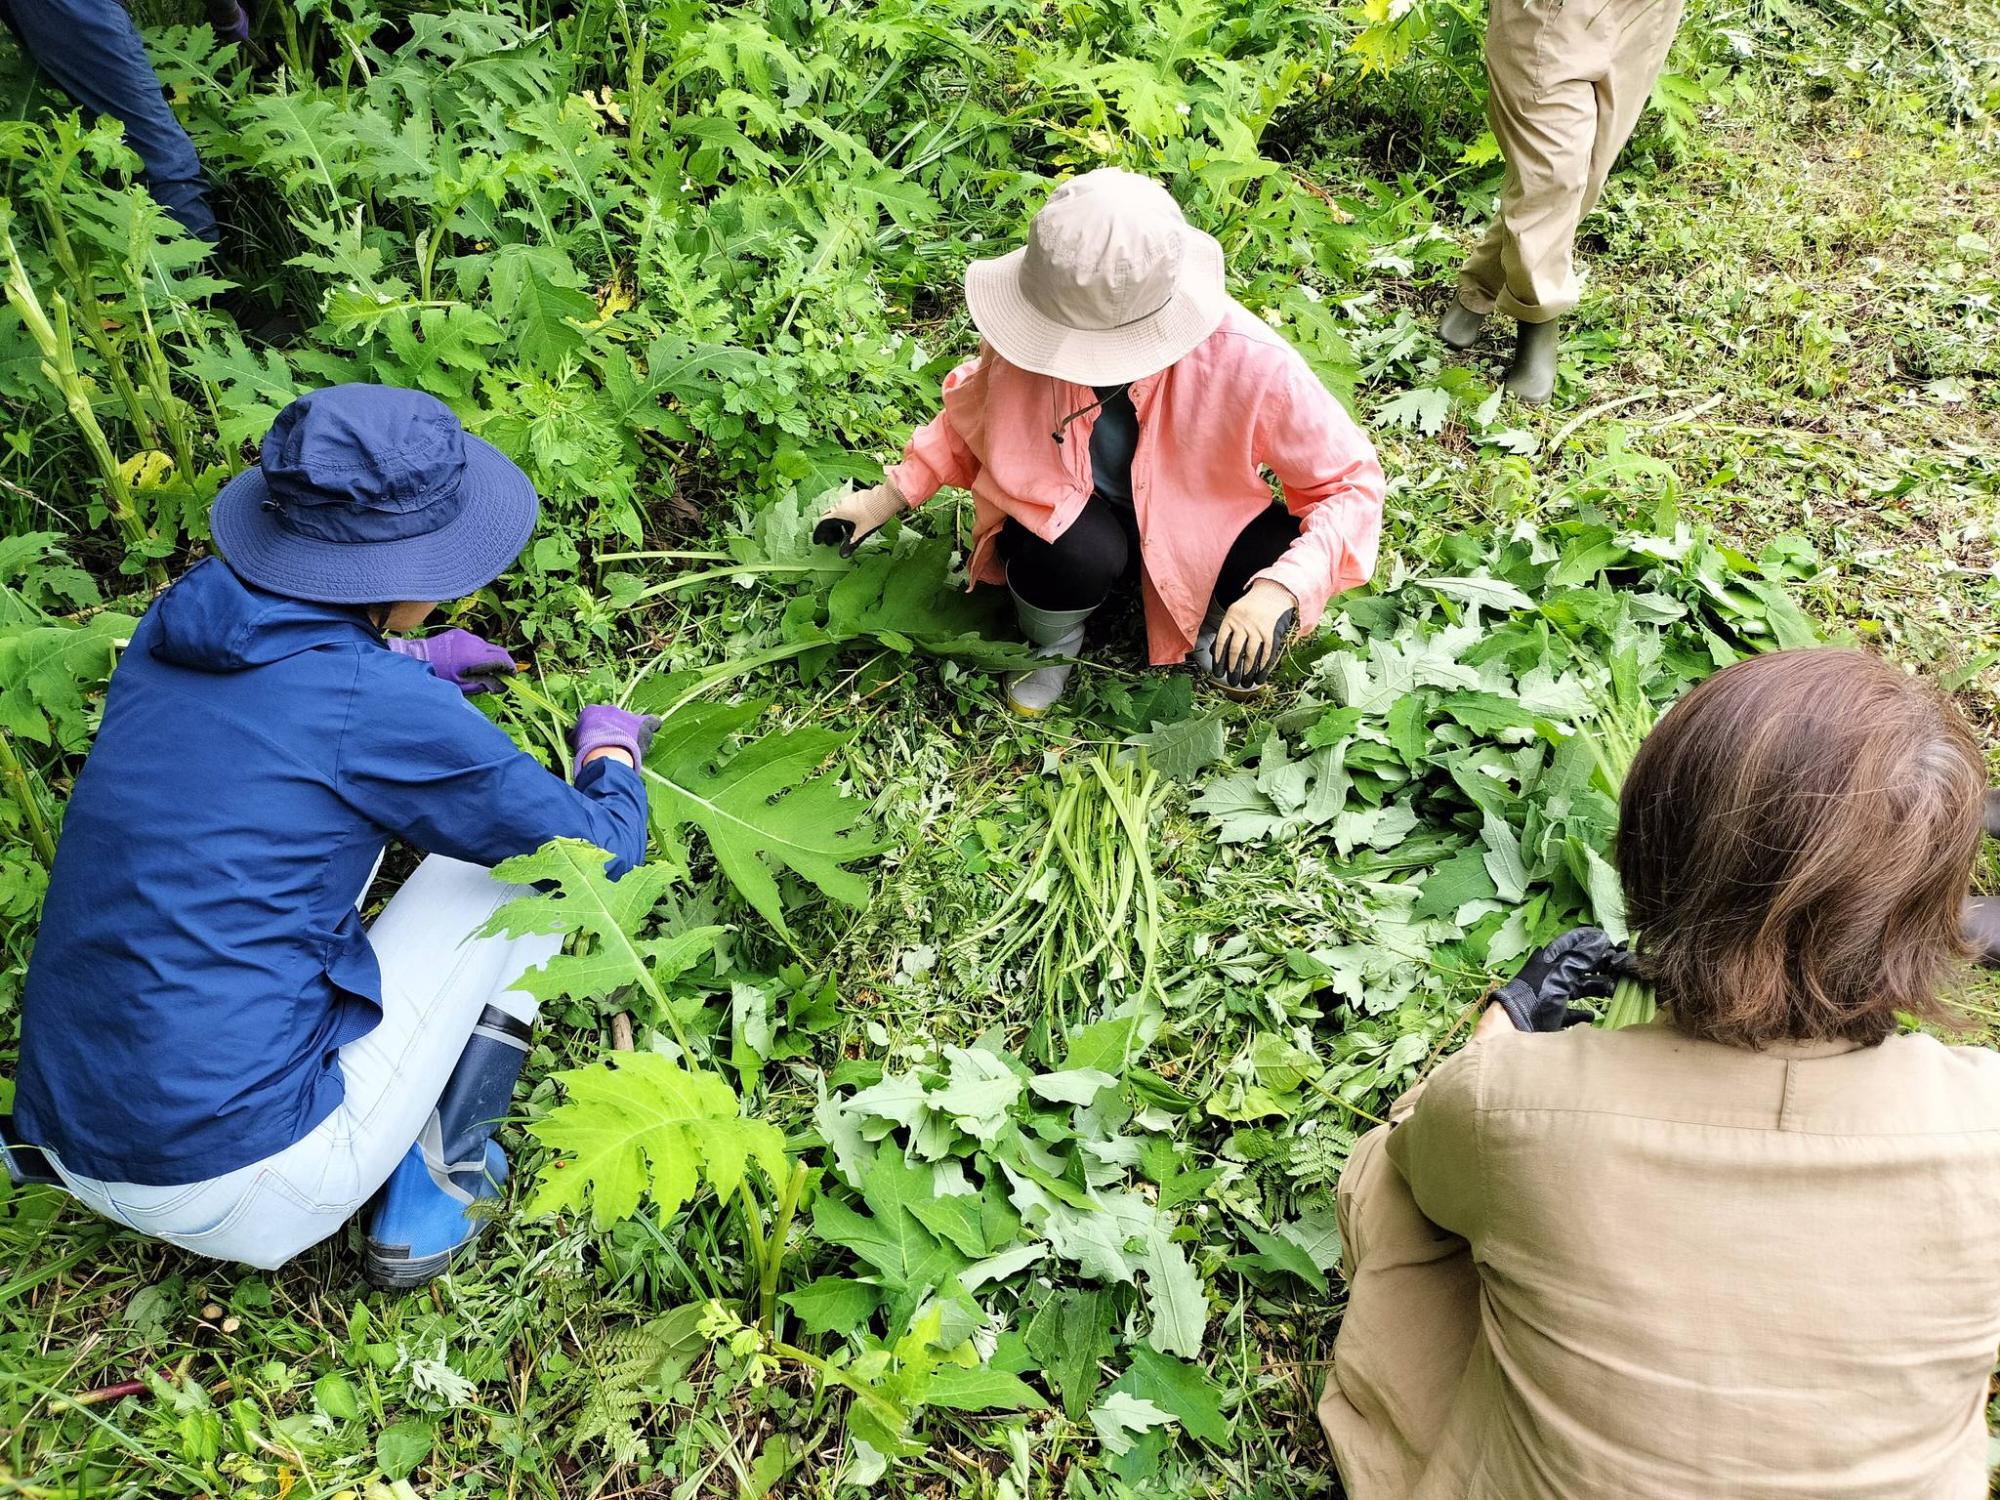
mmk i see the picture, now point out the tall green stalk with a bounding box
[2,224,167,590]
[0,728,58,869]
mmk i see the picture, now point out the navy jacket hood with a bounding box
[152,557,372,672]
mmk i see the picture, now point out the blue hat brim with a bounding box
[208,435,539,605]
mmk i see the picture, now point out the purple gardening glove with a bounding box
[572,705,659,779]
[205,0,251,44]
[386,628,516,695]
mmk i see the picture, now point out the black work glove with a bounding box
[1211,582,1298,690]
[1490,927,1633,1033]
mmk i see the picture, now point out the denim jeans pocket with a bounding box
[154,1169,291,1252]
[99,1176,256,1243]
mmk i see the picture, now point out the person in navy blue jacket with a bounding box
[0,384,653,1287]
[0,0,250,242]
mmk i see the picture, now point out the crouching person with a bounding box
[1321,648,2000,1498]
[0,385,656,1287]
[815,168,1386,715]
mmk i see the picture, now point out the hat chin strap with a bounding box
[1051,382,1130,445]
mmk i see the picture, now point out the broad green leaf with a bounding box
[1024,1288,1116,1421]
[908,1176,1020,1259]
[1123,714,1228,782]
[1414,846,1497,921]
[1229,1223,1329,1293]
[508,271,595,370]
[525,1052,787,1228]
[781,1277,883,1338]
[1278,1203,1344,1274]
[1063,1014,1144,1075]
[811,1146,971,1307]
[1031,1068,1120,1106]
[1427,574,1537,614]
[376,1419,434,1481]
[1141,1229,1207,1358]
[1117,1347,1233,1446]
[640,700,886,939]
[922,1366,1046,1414]
[926,1046,1020,1145]
[0,612,135,748]
[1480,812,1531,903]
[313,1372,361,1423]
[1376,385,1452,435]
[1089,1391,1177,1455]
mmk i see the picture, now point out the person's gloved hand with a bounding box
[1211,580,1298,690]
[387,629,515,695]
[206,0,251,44]
[572,705,660,779]
[1489,927,1633,1033]
[812,480,906,557]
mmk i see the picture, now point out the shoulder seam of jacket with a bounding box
[1460,1101,2000,1139]
[330,649,365,802]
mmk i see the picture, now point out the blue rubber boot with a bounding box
[363,1005,532,1289]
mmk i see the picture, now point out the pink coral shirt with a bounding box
[887,301,1386,665]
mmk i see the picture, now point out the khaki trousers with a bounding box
[1459,0,1687,323]
[1316,1119,1479,1500]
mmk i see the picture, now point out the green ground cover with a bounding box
[1,0,1997,1494]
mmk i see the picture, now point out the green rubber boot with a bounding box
[1439,295,1488,351]
[1504,317,1561,405]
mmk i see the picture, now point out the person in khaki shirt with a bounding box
[1439,0,1689,403]
[1320,647,2000,1499]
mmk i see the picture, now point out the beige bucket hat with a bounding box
[964,168,1230,386]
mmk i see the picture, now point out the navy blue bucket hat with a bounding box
[209,384,539,604]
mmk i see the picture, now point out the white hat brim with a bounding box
[963,228,1231,386]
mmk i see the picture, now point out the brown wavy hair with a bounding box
[1617,648,1984,1048]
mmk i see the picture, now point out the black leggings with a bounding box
[1003,493,1301,613]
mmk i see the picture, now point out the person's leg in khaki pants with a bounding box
[1317,1122,1481,1499]
[1446,0,1687,401]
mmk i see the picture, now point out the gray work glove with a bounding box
[812,480,906,557]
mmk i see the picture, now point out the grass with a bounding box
[2,1,1999,1496]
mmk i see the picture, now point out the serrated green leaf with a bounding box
[1229,1223,1329,1293]
[1024,1288,1115,1421]
[1141,1229,1206,1358]
[1089,1391,1177,1455]
[922,1366,1046,1414]
[1278,1203,1344,1274]
[811,1146,971,1308]
[525,1052,786,1228]
[1031,1068,1120,1106]
[1123,714,1227,782]
[641,701,886,939]
[313,1372,361,1423]
[483,839,721,1016]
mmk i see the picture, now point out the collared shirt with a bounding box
[1373,1020,2000,1499]
[887,302,1385,665]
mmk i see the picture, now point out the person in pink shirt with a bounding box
[815,169,1387,715]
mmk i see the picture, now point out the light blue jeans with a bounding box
[47,855,558,1270]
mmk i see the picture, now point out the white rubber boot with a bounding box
[1005,590,1094,717]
